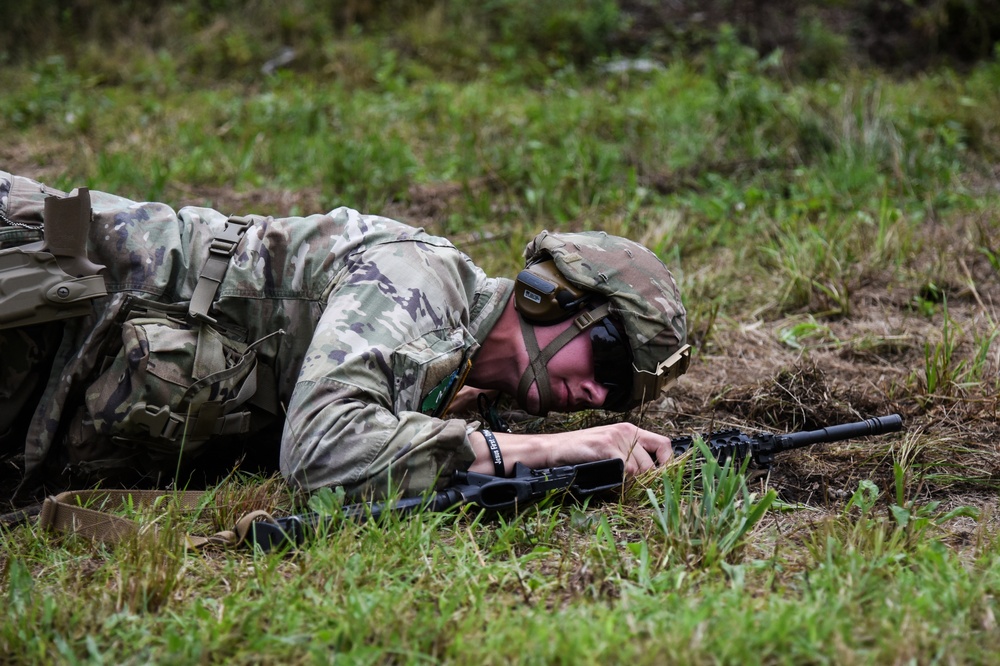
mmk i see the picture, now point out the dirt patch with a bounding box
[663,261,1000,511]
[166,183,329,217]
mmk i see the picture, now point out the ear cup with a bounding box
[514,259,590,323]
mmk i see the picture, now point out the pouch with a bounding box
[65,299,268,476]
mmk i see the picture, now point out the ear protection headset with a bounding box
[514,259,592,324]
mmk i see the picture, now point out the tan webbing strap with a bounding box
[38,489,277,549]
[189,215,253,325]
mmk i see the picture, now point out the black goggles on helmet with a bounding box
[589,316,633,411]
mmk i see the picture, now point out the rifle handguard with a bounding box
[671,414,904,467]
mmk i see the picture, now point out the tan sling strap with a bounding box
[188,214,254,325]
[37,488,279,549]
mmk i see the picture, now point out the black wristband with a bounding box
[481,428,505,477]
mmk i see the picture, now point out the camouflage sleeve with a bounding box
[279,238,483,497]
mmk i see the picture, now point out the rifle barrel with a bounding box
[778,414,903,450]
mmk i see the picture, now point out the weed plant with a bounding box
[646,441,776,569]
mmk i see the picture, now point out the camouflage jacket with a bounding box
[0,170,513,497]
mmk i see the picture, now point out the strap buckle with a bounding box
[127,403,186,440]
[208,215,252,257]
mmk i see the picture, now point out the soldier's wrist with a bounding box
[480,428,505,477]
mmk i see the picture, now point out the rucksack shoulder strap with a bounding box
[189,215,254,325]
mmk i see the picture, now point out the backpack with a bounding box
[1,185,278,487]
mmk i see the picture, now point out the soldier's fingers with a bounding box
[632,430,673,467]
[653,436,674,465]
[623,439,657,475]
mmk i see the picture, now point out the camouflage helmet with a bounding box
[514,230,690,412]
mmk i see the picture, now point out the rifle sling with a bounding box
[37,488,276,549]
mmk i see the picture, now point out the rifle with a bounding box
[249,414,903,552]
[249,458,625,552]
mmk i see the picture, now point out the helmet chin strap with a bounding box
[516,303,611,414]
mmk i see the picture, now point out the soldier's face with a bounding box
[522,322,610,414]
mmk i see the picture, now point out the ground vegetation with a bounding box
[1,2,999,663]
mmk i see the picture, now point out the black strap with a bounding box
[477,392,512,433]
[481,428,505,477]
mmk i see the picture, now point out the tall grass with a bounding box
[646,441,776,569]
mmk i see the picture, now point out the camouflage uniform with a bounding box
[0,170,512,498]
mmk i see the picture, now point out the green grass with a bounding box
[3,4,1000,663]
[3,458,996,664]
[9,57,994,285]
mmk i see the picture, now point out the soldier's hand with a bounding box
[468,423,672,477]
[545,422,673,475]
